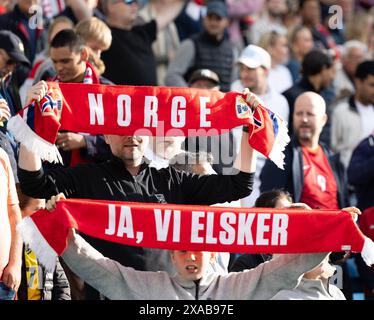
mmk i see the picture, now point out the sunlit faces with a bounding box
[104,135,149,162]
[109,0,139,26]
[170,250,216,281]
[355,75,374,105]
[342,47,367,77]
[239,64,268,94]
[293,28,313,57]
[293,93,327,143]
[203,14,228,38]
[50,46,87,83]
[269,35,289,65]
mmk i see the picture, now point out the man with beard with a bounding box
[260,91,349,210]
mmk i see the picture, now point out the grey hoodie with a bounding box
[270,278,346,300]
[62,234,328,300]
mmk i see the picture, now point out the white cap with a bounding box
[237,45,271,70]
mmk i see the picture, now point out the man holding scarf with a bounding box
[17,86,258,299]
[30,29,112,168]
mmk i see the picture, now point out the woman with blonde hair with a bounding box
[258,30,293,94]
[76,17,112,75]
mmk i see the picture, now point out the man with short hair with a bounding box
[261,91,349,210]
[283,49,336,144]
[333,40,368,102]
[38,29,112,167]
[18,88,259,299]
[331,60,374,169]
[165,1,234,92]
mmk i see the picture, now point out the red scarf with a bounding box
[8,83,289,168]
[18,199,374,271]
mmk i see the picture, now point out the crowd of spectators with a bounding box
[0,0,373,301]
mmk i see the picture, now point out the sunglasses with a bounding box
[120,0,138,4]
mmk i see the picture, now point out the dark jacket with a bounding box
[186,31,233,92]
[260,138,349,208]
[0,5,49,84]
[18,250,70,300]
[102,21,157,85]
[347,134,374,211]
[19,156,254,269]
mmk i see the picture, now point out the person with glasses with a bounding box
[100,0,181,86]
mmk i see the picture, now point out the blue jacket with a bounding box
[347,134,374,211]
[260,138,349,208]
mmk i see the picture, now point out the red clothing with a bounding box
[300,146,339,209]
[359,207,374,242]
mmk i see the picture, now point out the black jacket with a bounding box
[0,5,49,84]
[347,134,374,211]
[18,249,70,300]
[18,156,254,269]
[260,138,349,208]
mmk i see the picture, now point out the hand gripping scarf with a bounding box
[18,199,374,271]
[8,82,289,169]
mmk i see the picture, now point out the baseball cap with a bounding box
[237,45,271,70]
[0,31,30,67]
[206,1,228,18]
[188,69,220,85]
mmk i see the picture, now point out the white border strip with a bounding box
[8,114,63,164]
[17,217,58,272]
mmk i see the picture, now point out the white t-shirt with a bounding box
[268,64,293,94]
[356,100,374,140]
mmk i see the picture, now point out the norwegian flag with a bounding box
[249,106,289,169]
[7,87,63,163]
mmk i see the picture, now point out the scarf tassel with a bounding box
[7,114,63,164]
[17,217,58,272]
[361,237,374,267]
[268,118,290,170]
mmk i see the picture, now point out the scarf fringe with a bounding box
[17,217,58,272]
[361,236,374,267]
[7,114,63,164]
[268,119,290,170]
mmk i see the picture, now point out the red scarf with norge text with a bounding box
[8,82,289,169]
[18,199,374,271]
